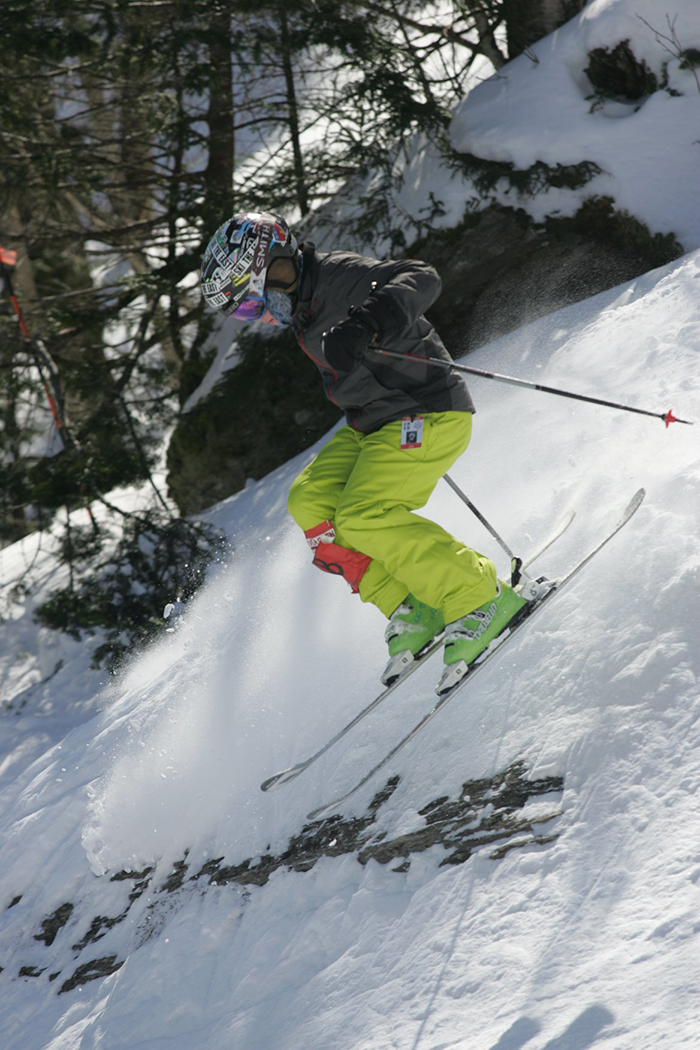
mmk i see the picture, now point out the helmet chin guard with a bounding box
[200,211,298,316]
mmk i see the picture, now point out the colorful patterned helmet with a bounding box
[200,211,298,318]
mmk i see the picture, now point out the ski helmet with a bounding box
[200,211,298,319]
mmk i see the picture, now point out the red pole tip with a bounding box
[664,410,677,428]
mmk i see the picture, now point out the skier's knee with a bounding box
[333,503,356,540]
[334,503,373,548]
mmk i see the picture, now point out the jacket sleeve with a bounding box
[366,259,442,334]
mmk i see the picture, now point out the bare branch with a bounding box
[637,14,700,94]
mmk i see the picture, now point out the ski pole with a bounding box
[372,347,693,427]
[0,247,68,444]
[442,473,533,588]
[442,473,516,560]
[1,245,100,533]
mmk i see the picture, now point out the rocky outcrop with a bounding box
[2,760,563,995]
[585,39,659,102]
[418,197,683,356]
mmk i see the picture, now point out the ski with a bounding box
[260,505,577,794]
[521,507,575,571]
[307,488,645,821]
[260,636,443,792]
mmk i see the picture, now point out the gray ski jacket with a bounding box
[291,244,475,434]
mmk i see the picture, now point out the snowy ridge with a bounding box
[314,0,700,260]
[451,0,700,249]
[0,246,698,1048]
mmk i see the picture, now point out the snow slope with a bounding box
[1,247,699,1049]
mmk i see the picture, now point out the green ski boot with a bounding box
[436,581,528,694]
[382,595,445,686]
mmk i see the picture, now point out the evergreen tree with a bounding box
[0,0,588,663]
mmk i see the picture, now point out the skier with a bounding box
[200,211,526,693]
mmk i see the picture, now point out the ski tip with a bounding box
[306,805,330,821]
[623,488,646,520]
[260,772,288,792]
[261,763,307,792]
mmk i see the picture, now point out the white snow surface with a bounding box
[1,246,699,1049]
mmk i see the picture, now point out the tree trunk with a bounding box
[204,7,234,220]
[503,0,586,59]
[279,7,310,217]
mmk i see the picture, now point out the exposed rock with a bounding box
[5,760,563,996]
[196,759,563,885]
[59,955,124,994]
[585,39,658,101]
[34,903,73,947]
[72,870,153,951]
[418,198,682,356]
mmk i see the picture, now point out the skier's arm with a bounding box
[322,258,441,371]
[363,259,442,334]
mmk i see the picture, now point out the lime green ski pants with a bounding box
[287,411,497,623]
